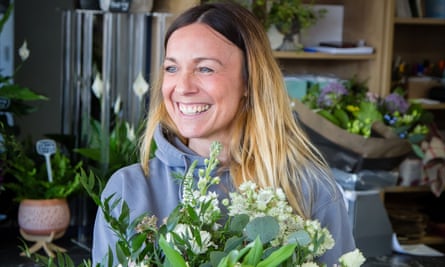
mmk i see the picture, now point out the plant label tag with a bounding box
[0,97,11,110]
[36,139,57,155]
[36,139,57,182]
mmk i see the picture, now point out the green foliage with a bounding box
[301,77,433,144]
[74,118,139,188]
[204,0,325,34]
[0,131,83,201]
[267,0,326,35]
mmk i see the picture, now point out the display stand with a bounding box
[19,229,66,257]
[60,9,170,249]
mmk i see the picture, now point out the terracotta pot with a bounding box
[18,198,70,236]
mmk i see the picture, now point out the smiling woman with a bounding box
[92,2,357,266]
[162,23,246,155]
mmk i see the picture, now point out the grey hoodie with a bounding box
[92,124,356,266]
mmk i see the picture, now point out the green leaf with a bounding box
[242,237,263,266]
[131,233,148,252]
[245,216,280,244]
[210,251,228,267]
[317,109,340,126]
[256,244,297,267]
[229,214,249,233]
[287,229,311,246]
[159,236,188,267]
[334,108,350,129]
[224,236,245,252]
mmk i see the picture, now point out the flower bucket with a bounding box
[293,100,412,172]
[18,198,70,236]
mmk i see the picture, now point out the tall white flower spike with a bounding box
[92,73,103,99]
[18,41,30,61]
[132,72,149,101]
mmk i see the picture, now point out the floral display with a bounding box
[301,78,432,145]
[75,142,365,267]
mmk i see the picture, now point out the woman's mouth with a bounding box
[178,103,210,115]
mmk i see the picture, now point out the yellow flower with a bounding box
[346,105,359,113]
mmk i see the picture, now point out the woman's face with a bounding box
[162,23,245,153]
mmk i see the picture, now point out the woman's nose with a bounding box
[175,71,198,95]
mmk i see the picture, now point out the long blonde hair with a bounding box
[139,2,335,218]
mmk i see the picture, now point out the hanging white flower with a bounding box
[18,40,30,61]
[125,122,135,142]
[92,73,103,99]
[132,72,149,101]
[114,95,122,115]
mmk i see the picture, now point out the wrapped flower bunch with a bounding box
[85,142,365,267]
[301,78,432,144]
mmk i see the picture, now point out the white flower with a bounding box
[256,189,274,210]
[239,180,256,192]
[132,72,149,101]
[125,122,135,142]
[92,73,103,99]
[301,262,319,267]
[18,40,30,61]
[168,224,216,255]
[114,95,122,115]
[338,249,366,267]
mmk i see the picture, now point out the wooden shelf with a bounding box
[394,17,445,25]
[421,103,445,110]
[272,51,376,60]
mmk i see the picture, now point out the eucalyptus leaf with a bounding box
[287,229,311,246]
[245,216,280,244]
[229,214,250,233]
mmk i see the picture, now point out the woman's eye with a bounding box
[165,66,177,73]
[198,67,214,73]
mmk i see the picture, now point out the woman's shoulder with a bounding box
[302,167,344,212]
[102,163,146,196]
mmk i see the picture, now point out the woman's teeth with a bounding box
[179,104,210,115]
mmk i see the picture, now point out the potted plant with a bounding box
[0,130,82,255]
[221,0,326,51]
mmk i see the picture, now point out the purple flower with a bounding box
[384,93,409,114]
[366,92,379,103]
[317,82,348,108]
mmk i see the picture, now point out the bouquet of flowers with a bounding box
[79,142,364,267]
[301,78,432,144]
[293,77,434,171]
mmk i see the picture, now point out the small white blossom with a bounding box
[239,180,256,192]
[18,40,30,61]
[133,72,149,101]
[92,73,103,99]
[339,249,366,267]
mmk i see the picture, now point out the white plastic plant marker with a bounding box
[36,139,57,183]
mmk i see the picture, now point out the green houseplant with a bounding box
[205,0,325,50]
